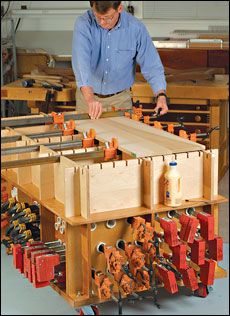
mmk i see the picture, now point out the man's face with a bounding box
[92,4,122,29]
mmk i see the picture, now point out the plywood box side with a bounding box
[64,167,80,218]
[142,159,153,209]
[152,152,204,204]
[14,125,57,135]
[203,149,219,200]
[39,164,55,200]
[88,160,143,213]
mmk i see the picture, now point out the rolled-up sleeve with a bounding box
[135,23,166,95]
[71,17,92,88]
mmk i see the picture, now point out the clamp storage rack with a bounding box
[1,112,227,314]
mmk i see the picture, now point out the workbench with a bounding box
[1,112,228,314]
[132,78,229,181]
[1,79,76,116]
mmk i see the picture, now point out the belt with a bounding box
[94,90,124,98]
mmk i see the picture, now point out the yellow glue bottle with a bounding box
[164,161,182,207]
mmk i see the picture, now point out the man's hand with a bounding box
[80,87,103,119]
[153,95,168,116]
[88,100,103,119]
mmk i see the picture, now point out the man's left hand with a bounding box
[153,95,168,116]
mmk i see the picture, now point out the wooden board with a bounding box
[75,117,204,158]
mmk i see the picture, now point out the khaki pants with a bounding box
[76,88,132,112]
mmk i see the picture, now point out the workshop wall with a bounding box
[2,1,228,55]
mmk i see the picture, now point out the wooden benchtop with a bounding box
[132,79,229,100]
[75,116,205,157]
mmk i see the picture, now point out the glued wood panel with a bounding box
[75,117,204,158]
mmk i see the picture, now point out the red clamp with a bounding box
[51,111,64,125]
[132,106,143,120]
[35,253,60,282]
[160,217,180,247]
[167,124,174,134]
[131,113,139,121]
[104,246,125,274]
[50,112,75,136]
[189,238,205,266]
[104,138,118,161]
[124,244,146,276]
[31,249,55,288]
[13,244,24,273]
[135,269,150,291]
[124,111,131,119]
[24,244,48,282]
[94,272,113,300]
[208,235,223,261]
[179,214,199,244]
[197,212,215,241]
[199,259,216,286]
[171,243,188,270]
[114,271,135,296]
[179,130,189,139]
[153,121,163,130]
[131,217,152,242]
[62,120,75,136]
[157,265,178,294]
[143,116,150,125]
[190,133,197,142]
[142,241,156,264]
[82,129,96,148]
[179,130,197,142]
[180,267,199,291]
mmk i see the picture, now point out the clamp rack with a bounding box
[1,110,227,315]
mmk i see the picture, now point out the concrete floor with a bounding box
[1,244,229,315]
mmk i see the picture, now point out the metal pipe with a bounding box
[1,140,83,156]
[1,110,132,128]
[44,240,62,246]
[1,149,105,169]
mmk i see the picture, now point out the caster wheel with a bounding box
[78,305,99,315]
[194,283,209,298]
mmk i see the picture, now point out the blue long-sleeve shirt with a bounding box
[72,9,166,95]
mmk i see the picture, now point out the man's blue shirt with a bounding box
[72,10,166,95]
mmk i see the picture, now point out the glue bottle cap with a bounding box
[169,161,177,166]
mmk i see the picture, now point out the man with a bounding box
[72,1,168,119]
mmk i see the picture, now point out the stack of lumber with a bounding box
[22,67,75,88]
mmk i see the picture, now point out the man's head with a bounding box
[89,1,122,29]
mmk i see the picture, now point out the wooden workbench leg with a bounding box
[217,100,228,179]
[27,101,39,114]
[40,206,56,242]
[210,204,219,235]
[81,224,92,298]
[209,100,220,149]
[65,224,83,298]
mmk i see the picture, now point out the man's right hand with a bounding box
[88,100,103,119]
